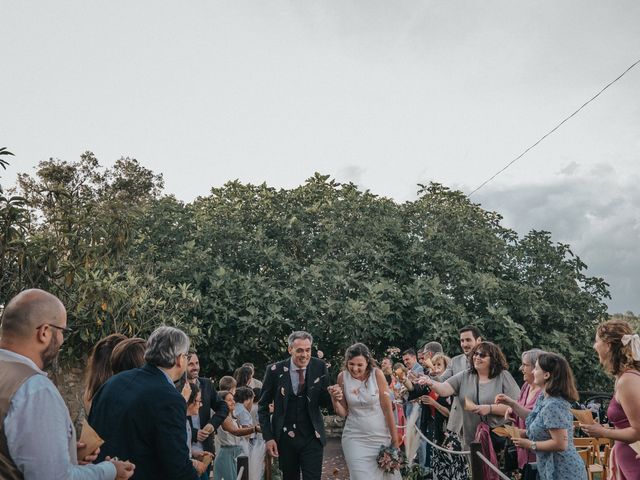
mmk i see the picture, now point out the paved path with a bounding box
[322,438,349,480]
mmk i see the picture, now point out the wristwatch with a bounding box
[530,441,537,451]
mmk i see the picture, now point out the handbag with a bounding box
[475,376,506,454]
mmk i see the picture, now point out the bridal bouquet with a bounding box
[376,445,406,473]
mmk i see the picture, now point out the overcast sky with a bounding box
[2,1,639,312]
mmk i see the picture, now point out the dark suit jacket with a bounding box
[258,357,331,446]
[188,376,228,453]
[89,363,198,480]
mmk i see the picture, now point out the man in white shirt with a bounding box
[0,288,135,480]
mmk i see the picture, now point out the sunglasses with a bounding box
[473,351,488,359]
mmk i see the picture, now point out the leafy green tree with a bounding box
[7,153,201,362]
[2,156,612,390]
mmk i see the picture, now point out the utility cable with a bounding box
[468,57,640,197]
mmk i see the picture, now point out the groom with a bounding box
[258,331,331,480]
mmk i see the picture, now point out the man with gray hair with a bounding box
[258,331,331,480]
[418,341,444,373]
[89,326,199,480]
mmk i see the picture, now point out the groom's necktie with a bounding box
[297,368,305,394]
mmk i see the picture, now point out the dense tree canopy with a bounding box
[0,152,613,390]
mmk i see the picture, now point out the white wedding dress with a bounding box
[341,368,401,480]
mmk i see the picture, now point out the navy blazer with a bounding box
[258,357,331,446]
[89,363,198,480]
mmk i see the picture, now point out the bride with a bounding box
[329,343,401,480]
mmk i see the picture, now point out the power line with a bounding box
[468,57,640,197]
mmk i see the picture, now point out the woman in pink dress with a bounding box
[496,348,545,473]
[581,319,640,479]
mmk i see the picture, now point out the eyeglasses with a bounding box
[36,323,74,339]
[473,352,488,359]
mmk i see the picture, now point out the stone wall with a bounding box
[51,366,86,425]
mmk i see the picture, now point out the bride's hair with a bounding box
[343,343,378,382]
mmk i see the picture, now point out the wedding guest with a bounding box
[402,349,423,427]
[250,387,262,426]
[418,342,444,373]
[414,342,443,473]
[495,348,545,476]
[440,326,483,440]
[83,333,127,412]
[185,381,208,477]
[430,353,451,376]
[234,365,254,389]
[219,375,237,394]
[186,352,229,480]
[89,326,199,480]
[234,386,256,427]
[391,362,408,444]
[0,289,135,480]
[214,391,259,480]
[402,348,424,375]
[405,354,451,475]
[381,357,394,385]
[511,353,586,480]
[421,341,519,448]
[581,319,640,478]
[243,362,263,389]
[425,353,467,479]
[111,337,146,374]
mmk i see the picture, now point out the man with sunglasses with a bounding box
[0,289,135,480]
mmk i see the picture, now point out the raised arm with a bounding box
[421,376,456,398]
[222,416,258,437]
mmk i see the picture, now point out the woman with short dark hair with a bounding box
[511,353,586,480]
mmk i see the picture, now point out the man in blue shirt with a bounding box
[0,289,135,480]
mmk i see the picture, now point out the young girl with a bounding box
[214,390,260,480]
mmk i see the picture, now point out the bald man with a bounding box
[0,289,134,480]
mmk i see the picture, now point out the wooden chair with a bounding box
[575,441,605,480]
